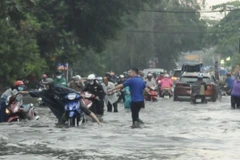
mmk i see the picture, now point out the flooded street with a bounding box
[0,97,240,160]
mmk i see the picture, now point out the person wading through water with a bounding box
[108,68,149,128]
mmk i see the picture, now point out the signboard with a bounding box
[57,63,68,70]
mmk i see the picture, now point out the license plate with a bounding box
[196,99,202,103]
[164,95,169,99]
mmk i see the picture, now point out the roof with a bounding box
[182,72,211,77]
[142,68,165,75]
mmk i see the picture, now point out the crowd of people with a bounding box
[4,65,240,127]
[1,68,164,128]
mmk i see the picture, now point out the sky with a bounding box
[203,0,236,19]
[205,0,235,6]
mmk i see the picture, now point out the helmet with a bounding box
[87,74,96,80]
[197,73,203,78]
[55,70,62,75]
[75,75,81,80]
[152,72,157,77]
[164,74,169,78]
[147,73,152,77]
[119,75,124,78]
[72,75,81,81]
[42,78,54,85]
[14,80,24,87]
[42,74,47,79]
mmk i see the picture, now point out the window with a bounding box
[173,71,182,77]
[179,76,211,84]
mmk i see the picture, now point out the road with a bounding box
[0,96,239,160]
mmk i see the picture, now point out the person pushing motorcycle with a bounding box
[29,78,101,125]
[83,74,105,116]
[0,81,30,122]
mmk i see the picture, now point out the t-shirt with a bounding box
[54,77,67,87]
[123,76,146,102]
[225,77,233,89]
[231,80,240,96]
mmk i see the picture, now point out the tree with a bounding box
[0,20,46,85]
[205,1,240,59]
[102,0,207,73]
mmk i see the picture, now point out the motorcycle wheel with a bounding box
[69,117,76,127]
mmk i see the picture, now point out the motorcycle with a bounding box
[81,91,96,108]
[160,88,172,98]
[145,86,158,102]
[190,84,207,104]
[5,95,38,122]
[219,83,231,96]
[64,92,85,127]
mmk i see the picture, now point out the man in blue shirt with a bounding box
[109,68,148,128]
[225,73,233,91]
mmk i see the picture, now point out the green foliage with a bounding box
[205,1,240,58]
[0,0,210,82]
[0,19,46,84]
[102,0,207,72]
[229,53,240,67]
[0,0,148,80]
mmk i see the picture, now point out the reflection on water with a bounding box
[0,97,240,160]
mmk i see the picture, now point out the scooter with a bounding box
[160,88,172,99]
[81,91,96,108]
[219,83,231,96]
[64,92,86,127]
[145,86,158,102]
[190,84,207,104]
[5,95,39,122]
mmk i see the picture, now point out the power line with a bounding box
[129,8,240,14]
[126,29,240,34]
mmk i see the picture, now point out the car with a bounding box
[172,69,182,84]
[142,68,165,78]
[173,72,220,102]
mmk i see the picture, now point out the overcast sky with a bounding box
[205,0,235,7]
[203,0,235,19]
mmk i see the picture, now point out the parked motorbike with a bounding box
[160,88,172,98]
[5,95,38,122]
[145,86,158,102]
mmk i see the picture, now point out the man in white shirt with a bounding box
[102,76,118,112]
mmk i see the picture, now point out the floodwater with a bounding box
[0,96,240,160]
